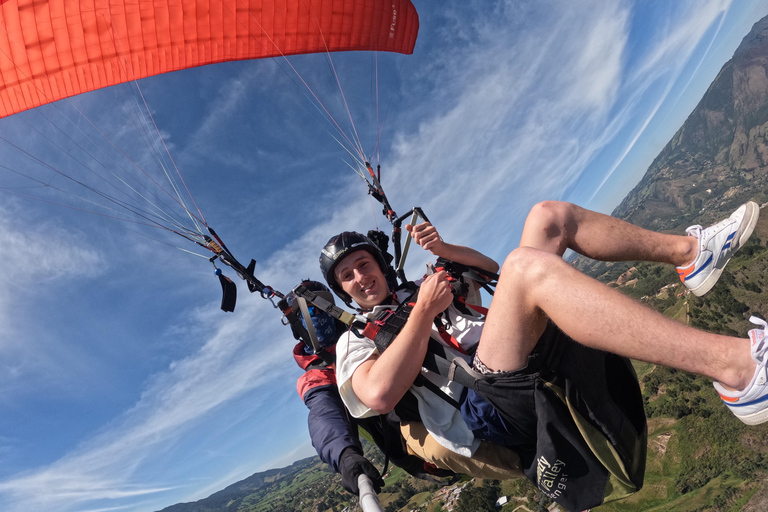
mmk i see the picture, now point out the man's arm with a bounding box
[302,377,360,471]
[349,222,494,414]
[350,271,455,413]
[301,375,384,494]
[405,222,499,273]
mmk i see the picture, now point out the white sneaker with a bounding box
[676,201,759,296]
[713,316,768,425]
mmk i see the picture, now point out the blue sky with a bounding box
[1,1,767,511]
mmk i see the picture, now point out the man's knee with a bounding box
[400,422,523,480]
[524,201,579,254]
[527,200,575,229]
[400,421,456,467]
[500,247,553,284]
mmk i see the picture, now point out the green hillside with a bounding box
[582,213,768,512]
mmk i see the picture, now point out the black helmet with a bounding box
[320,231,391,306]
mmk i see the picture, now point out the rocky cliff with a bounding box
[613,16,768,230]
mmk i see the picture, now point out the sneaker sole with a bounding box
[729,403,768,426]
[689,201,760,297]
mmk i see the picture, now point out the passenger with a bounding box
[320,201,762,510]
[286,280,522,498]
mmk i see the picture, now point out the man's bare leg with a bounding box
[475,247,755,391]
[519,200,697,264]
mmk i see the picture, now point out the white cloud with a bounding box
[632,0,733,83]
[0,203,107,395]
[0,207,104,288]
[0,294,295,512]
[329,0,634,256]
[568,10,628,110]
[182,75,252,159]
[588,0,735,202]
[185,438,315,504]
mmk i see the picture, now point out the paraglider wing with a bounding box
[0,0,419,118]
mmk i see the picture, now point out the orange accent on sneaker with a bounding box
[718,393,740,403]
[677,264,695,282]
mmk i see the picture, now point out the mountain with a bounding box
[155,457,336,512]
[573,17,768,510]
[612,16,768,232]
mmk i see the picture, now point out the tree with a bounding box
[454,484,499,512]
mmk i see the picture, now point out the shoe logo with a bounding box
[685,255,713,281]
[751,329,765,347]
[721,232,735,253]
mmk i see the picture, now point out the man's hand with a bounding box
[339,449,384,495]
[406,222,445,255]
[415,271,454,318]
[406,221,500,274]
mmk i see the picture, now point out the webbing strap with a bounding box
[279,295,334,367]
[396,210,421,274]
[435,257,499,295]
[457,296,488,316]
[414,374,462,409]
[217,272,237,312]
[279,297,312,343]
[363,303,414,353]
[292,284,365,327]
[423,339,481,390]
[358,283,419,352]
[435,325,468,355]
[296,296,322,354]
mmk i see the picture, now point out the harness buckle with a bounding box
[361,322,380,340]
[361,308,397,341]
[374,308,396,326]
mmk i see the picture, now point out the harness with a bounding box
[291,258,500,408]
[359,258,497,353]
[277,293,343,367]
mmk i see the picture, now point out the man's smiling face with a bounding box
[334,250,389,310]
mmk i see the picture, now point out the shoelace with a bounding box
[686,214,736,240]
[685,225,703,238]
[749,316,768,364]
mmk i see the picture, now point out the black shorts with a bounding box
[460,321,565,450]
[458,321,647,511]
[462,321,645,445]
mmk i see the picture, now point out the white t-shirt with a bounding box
[335,279,485,457]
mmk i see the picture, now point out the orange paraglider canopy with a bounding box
[0,0,419,118]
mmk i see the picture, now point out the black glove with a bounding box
[338,449,384,495]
